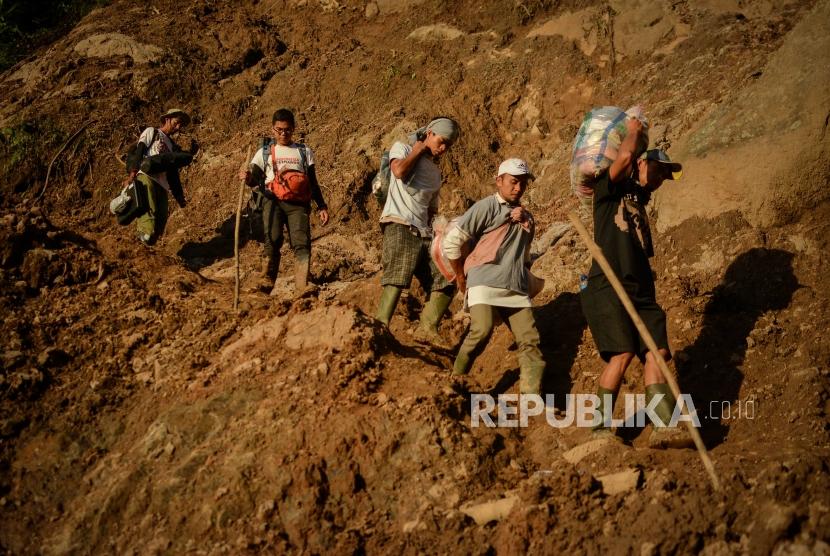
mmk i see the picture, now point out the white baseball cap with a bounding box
[497,158,535,180]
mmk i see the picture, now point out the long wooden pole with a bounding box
[568,212,721,491]
[234,150,252,312]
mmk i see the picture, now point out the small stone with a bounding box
[364,1,379,18]
[562,438,613,464]
[597,468,642,495]
[460,495,519,525]
[214,487,229,501]
[257,499,275,520]
[641,541,657,556]
[402,519,422,533]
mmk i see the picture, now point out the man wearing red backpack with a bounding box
[239,108,329,292]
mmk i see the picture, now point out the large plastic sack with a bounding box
[431,215,467,282]
[570,106,649,199]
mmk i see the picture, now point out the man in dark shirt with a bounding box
[580,117,690,448]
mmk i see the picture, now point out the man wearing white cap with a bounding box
[442,158,545,395]
[580,117,690,447]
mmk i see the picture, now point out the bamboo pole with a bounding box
[568,211,721,491]
[234,150,253,312]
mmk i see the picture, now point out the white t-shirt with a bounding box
[136,127,174,191]
[250,142,315,185]
[379,141,442,236]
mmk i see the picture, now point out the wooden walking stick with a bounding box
[234,150,253,312]
[568,212,721,491]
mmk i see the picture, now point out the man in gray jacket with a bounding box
[443,159,545,395]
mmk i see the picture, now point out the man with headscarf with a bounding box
[375,117,460,343]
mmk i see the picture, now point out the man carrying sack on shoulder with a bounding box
[580,116,692,448]
[125,108,195,246]
[375,117,460,343]
[443,158,546,395]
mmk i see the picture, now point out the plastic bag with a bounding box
[570,106,649,199]
[430,215,464,282]
[109,183,133,215]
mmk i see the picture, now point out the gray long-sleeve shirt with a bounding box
[444,193,534,304]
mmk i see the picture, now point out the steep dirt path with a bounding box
[1,0,828,553]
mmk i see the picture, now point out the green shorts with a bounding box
[580,279,670,362]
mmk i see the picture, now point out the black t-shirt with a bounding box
[588,173,656,300]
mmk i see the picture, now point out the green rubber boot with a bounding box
[519,361,545,395]
[645,383,677,427]
[646,383,694,449]
[375,285,402,326]
[415,291,453,346]
[452,352,471,376]
[592,386,618,439]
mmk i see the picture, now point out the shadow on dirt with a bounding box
[676,248,800,447]
[177,206,263,269]
[537,292,586,410]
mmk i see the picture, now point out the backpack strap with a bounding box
[144,128,159,156]
[270,142,278,177]
[262,137,271,172]
[296,143,309,172]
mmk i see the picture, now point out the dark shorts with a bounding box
[580,279,670,363]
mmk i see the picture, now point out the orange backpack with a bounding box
[268,143,312,203]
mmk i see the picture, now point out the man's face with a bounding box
[424,130,451,158]
[639,159,669,191]
[166,117,185,135]
[272,121,295,146]
[496,173,529,203]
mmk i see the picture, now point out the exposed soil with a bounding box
[0,0,828,554]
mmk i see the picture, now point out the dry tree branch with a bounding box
[35,120,94,202]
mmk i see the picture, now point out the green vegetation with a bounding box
[0,0,110,71]
[0,119,65,194]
